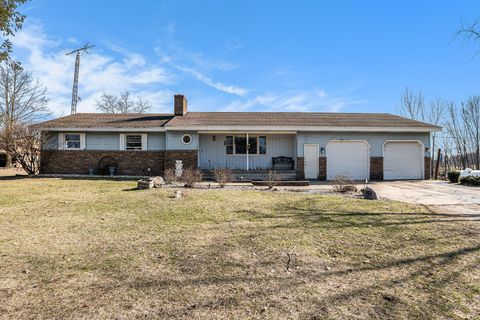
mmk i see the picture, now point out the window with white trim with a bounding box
[65,133,81,149]
[60,133,85,150]
[125,134,143,150]
[225,135,266,155]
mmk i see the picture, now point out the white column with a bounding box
[246,133,249,171]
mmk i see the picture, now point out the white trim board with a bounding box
[38,127,166,132]
[167,126,440,132]
[38,126,440,133]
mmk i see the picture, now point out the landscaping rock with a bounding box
[152,176,165,188]
[137,179,154,189]
[361,187,378,200]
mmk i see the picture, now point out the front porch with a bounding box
[201,169,298,181]
[198,133,297,173]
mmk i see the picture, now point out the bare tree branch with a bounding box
[96,91,152,114]
[456,20,480,59]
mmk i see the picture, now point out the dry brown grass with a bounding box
[0,176,478,319]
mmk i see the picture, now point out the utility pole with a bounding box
[66,43,94,114]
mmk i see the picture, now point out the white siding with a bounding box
[86,133,120,150]
[166,131,199,150]
[198,134,296,170]
[147,133,166,150]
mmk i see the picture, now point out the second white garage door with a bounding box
[326,141,369,180]
[384,141,423,180]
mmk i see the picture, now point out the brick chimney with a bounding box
[174,94,188,116]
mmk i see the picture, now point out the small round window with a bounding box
[182,134,192,145]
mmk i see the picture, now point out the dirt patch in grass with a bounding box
[0,178,478,319]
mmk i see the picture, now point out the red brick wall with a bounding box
[424,157,431,180]
[319,157,327,181]
[164,150,198,171]
[296,157,304,179]
[41,151,165,176]
[370,157,383,181]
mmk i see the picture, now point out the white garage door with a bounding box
[327,141,369,180]
[384,141,423,180]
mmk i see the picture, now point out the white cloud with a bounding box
[11,23,172,116]
[220,89,365,113]
[177,66,248,96]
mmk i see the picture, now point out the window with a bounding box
[235,136,247,154]
[125,134,143,150]
[259,136,267,154]
[225,136,234,154]
[225,135,267,155]
[65,134,81,149]
[182,134,192,144]
[248,136,257,155]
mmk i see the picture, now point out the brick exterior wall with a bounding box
[370,157,384,181]
[296,157,304,179]
[164,150,198,172]
[296,157,326,180]
[319,157,327,181]
[41,151,165,176]
[424,157,431,180]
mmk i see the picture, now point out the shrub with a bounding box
[164,168,176,184]
[447,170,460,183]
[459,175,480,187]
[266,170,282,189]
[182,168,203,188]
[213,168,232,187]
[332,175,358,193]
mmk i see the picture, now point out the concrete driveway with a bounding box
[370,180,480,215]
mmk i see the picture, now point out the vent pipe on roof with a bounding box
[174,94,188,116]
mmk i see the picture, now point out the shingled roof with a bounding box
[33,113,174,129]
[164,112,440,129]
[33,112,441,131]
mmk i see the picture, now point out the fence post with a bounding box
[434,148,441,180]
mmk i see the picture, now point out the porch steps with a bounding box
[201,170,297,182]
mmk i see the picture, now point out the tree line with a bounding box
[398,88,480,175]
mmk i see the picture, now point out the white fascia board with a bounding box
[37,127,166,132]
[165,125,440,133]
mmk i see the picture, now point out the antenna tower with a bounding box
[66,43,95,114]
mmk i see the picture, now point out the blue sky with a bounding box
[10,0,480,116]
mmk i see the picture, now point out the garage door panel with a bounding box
[327,141,369,180]
[384,142,423,180]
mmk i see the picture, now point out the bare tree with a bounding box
[0,123,45,174]
[96,91,151,114]
[445,101,470,169]
[461,96,480,169]
[0,61,49,166]
[456,20,480,58]
[427,98,447,172]
[398,88,446,175]
[398,87,426,121]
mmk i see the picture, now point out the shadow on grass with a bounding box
[0,174,30,180]
[242,199,480,230]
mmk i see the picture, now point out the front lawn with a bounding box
[0,178,478,319]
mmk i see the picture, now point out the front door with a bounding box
[304,144,319,179]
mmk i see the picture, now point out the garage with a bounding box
[384,141,424,180]
[326,141,369,180]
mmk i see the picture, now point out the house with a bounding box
[34,94,441,180]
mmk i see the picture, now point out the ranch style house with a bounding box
[34,94,441,181]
